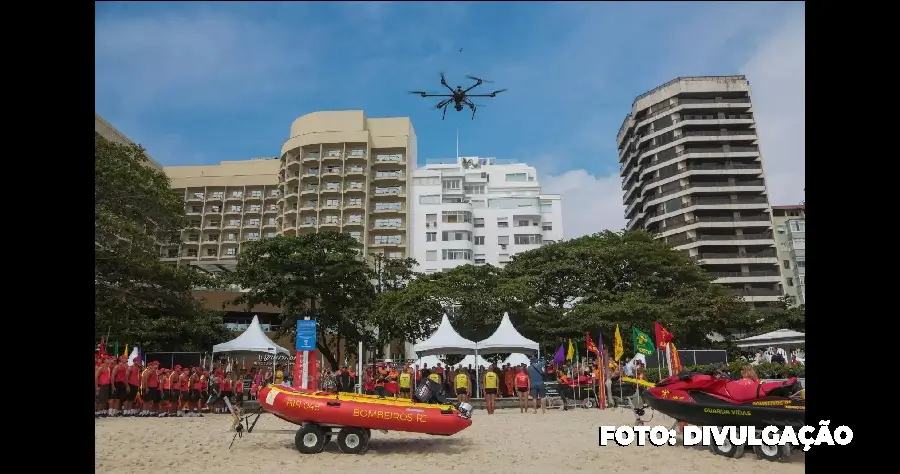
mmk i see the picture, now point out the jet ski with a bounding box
[644,368,805,461]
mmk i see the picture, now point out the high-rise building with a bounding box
[772,205,805,306]
[163,110,417,273]
[95,113,162,169]
[410,156,563,272]
[617,76,782,306]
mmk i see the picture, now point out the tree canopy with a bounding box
[94,136,231,351]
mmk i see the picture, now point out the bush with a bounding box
[642,361,805,384]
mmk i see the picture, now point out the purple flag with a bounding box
[552,344,565,365]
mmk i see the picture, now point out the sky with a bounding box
[95,1,805,238]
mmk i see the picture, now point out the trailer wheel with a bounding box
[710,438,737,458]
[337,427,369,454]
[364,428,372,440]
[295,424,327,454]
[753,443,786,462]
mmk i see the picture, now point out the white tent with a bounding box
[476,312,539,354]
[212,315,291,356]
[414,355,442,368]
[457,354,492,368]
[735,329,805,349]
[413,314,477,357]
[503,353,532,367]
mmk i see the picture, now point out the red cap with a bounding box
[174,365,182,369]
[151,361,160,366]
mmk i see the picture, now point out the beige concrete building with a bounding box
[772,205,805,306]
[162,110,417,275]
[617,76,783,306]
[95,113,162,169]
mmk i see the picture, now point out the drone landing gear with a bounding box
[442,104,449,120]
[465,101,477,120]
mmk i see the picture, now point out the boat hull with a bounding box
[257,385,473,436]
[645,390,806,429]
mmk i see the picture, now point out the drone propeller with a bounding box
[409,90,429,96]
[466,75,494,84]
[491,89,508,95]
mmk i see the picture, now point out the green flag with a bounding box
[632,328,655,356]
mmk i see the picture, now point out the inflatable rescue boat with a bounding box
[252,384,473,454]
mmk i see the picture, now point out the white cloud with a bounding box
[537,8,806,239]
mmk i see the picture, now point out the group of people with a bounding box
[94,354,291,418]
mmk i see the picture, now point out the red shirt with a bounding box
[127,366,141,386]
[515,373,529,388]
[114,363,127,382]
[97,366,112,385]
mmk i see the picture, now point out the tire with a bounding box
[294,424,327,454]
[336,427,369,454]
[753,444,786,462]
[710,437,737,458]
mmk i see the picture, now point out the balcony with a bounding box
[373,171,405,182]
[709,271,781,283]
[371,205,404,214]
[728,288,783,298]
[226,194,244,201]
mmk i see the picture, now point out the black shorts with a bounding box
[180,390,191,402]
[190,389,202,403]
[144,387,160,403]
[398,388,410,395]
[114,382,128,401]
[128,384,140,402]
[456,388,468,395]
[485,388,497,395]
[201,392,208,403]
[97,384,111,403]
[516,387,528,393]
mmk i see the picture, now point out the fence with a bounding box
[640,349,727,369]
[144,352,201,369]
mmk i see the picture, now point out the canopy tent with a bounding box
[735,329,805,349]
[476,312,539,354]
[414,355,442,368]
[503,353,532,367]
[458,354,492,368]
[212,315,291,357]
[413,314,477,357]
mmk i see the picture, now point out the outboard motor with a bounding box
[413,378,449,405]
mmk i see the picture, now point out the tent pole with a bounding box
[357,341,363,394]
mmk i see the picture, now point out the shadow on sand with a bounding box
[319,437,470,455]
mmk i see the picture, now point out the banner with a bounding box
[632,328,655,356]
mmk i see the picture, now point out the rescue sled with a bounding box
[226,384,474,455]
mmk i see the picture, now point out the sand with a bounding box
[96,408,805,473]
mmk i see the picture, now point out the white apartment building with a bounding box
[772,205,805,306]
[410,157,563,273]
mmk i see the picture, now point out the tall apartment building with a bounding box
[617,76,782,306]
[410,156,563,273]
[162,110,417,273]
[772,205,805,305]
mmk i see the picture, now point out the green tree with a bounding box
[95,136,230,351]
[367,254,422,359]
[738,296,805,335]
[224,232,376,370]
[504,230,753,353]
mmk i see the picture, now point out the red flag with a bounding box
[654,322,674,350]
[668,343,683,376]
[98,338,106,357]
[585,333,599,355]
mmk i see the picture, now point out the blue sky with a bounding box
[96,1,805,237]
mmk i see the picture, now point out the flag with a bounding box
[586,332,599,355]
[98,338,106,357]
[614,325,624,362]
[632,328,655,356]
[668,343,683,376]
[597,332,606,409]
[654,321,675,350]
[123,345,128,361]
[552,345,566,365]
[566,339,575,361]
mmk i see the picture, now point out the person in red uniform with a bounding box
[159,368,171,417]
[179,367,191,416]
[142,361,161,417]
[168,365,182,416]
[514,367,530,414]
[108,355,127,416]
[95,356,114,417]
[125,357,142,416]
[190,367,204,417]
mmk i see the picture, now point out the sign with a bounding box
[296,320,317,351]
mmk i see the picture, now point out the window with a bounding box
[211,192,224,199]
[326,166,341,173]
[376,170,402,178]
[348,166,364,173]
[207,234,219,241]
[190,206,202,213]
[498,236,509,245]
[224,248,237,256]
[374,235,402,244]
[442,249,472,260]
[516,220,530,227]
[270,189,281,197]
[348,148,365,157]
[542,223,553,231]
[464,185,485,195]
[375,154,403,163]
[789,220,805,232]
[304,217,317,225]
[790,238,805,250]
[442,196,464,203]
[374,186,402,195]
[348,182,363,189]
[776,225,786,234]
[414,176,440,186]
[265,232,276,238]
[786,278,794,287]
[540,201,552,213]
[375,202,402,210]
[474,218,485,228]
[247,218,260,226]
[347,198,362,206]
[267,218,276,225]
[250,190,262,198]
[782,260,791,269]
[347,215,363,224]
[442,231,472,241]
[210,205,221,213]
[426,232,437,242]
[325,199,339,207]
[304,200,317,208]
[192,192,205,199]
[795,256,806,268]
[326,149,341,157]
[442,211,472,223]
[474,258,486,264]
[419,195,440,204]
[247,205,261,212]
[226,233,237,241]
[267,204,277,211]
[186,249,198,257]
[231,191,243,198]
[208,221,220,227]
[228,219,241,226]
[348,231,362,241]
[323,216,340,224]
[387,251,403,259]
[206,248,218,256]
[325,183,340,190]
[426,250,438,261]
[505,173,527,182]
[375,218,401,228]
[246,232,260,240]
[442,179,462,190]
[230,205,242,212]
[474,236,485,245]
[498,221,509,228]
[515,234,542,245]
[797,275,805,285]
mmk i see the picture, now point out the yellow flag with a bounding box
[614,325,624,362]
[566,339,575,361]
[123,344,129,360]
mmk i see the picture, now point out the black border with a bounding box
[23,1,876,469]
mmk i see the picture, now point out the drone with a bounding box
[409,73,507,120]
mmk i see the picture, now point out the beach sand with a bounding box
[96,408,805,473]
